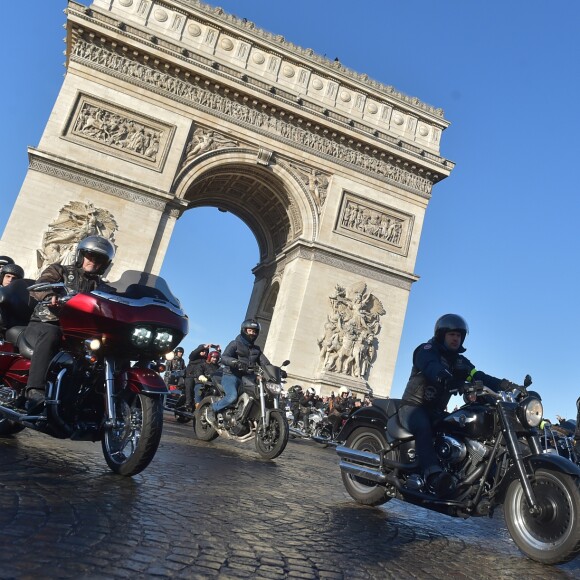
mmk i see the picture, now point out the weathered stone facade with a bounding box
[0,0,454,396]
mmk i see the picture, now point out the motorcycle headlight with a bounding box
[267,383,282,395]
[518,396,543,428]
[153,329,174,350]
[131,326,153,347]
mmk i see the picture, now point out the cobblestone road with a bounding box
[1,414,579,579]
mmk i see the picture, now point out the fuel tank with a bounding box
[442,404,496,439]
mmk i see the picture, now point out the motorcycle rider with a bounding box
[184,344,211,410]
[0,256,14,269]
[164,346,186,387]
[298,387,318,433]
[0,263,29,339]
[23,235,115,413]
[1,263,25,287]
[328,386,353,436]
[194,350,221,408]
[205,318,271,425]
[399,313,514,498]
[287,384,303,427]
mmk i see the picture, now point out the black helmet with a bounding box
[174,347,184,354]
[241,318,261,343]
[434,314,468,345]
[76,235,115,272]
[1,263,24,280]
[0,256,14,268]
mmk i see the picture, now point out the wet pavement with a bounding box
[1,413,579,579]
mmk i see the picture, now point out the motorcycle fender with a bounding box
[496,453,580,502]
[125,368,168,396]
[337,406,389,443]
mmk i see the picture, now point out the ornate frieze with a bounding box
[36,201,118,271]
[317,281,385,379]
[336,192,414,257]
[71,40,434,196]
[63,93,175,171]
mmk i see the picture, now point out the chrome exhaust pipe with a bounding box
[339,460,389,483]
[336,445,381,467]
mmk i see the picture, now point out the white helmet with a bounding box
[339,386,349,396]
[306,387,316,396]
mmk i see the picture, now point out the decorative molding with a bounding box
[256,147,273,166]
[283,243,415,290]
[63,92,175,172]
[29,154,168,211]
[70,40,434,196]
[336,191,414,257]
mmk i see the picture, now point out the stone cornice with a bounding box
[166,0,446,120]
[69,1,454,176]
[27,148,184,214]
[254,240,419,290]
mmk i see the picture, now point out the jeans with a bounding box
[398,404,440,476]
[212,373,239,413]
[194,383,205,405]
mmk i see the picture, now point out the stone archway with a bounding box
[0,0,454,397]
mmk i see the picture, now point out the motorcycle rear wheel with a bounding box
[504,468,580,564]
[341,428,393,506]
[0,417,25,436]
[101,392,164,476]
[194,398,219,441]
[255,409,289,460]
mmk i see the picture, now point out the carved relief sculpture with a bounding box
[288,160,330,213]
[181,127,239,167]
[36,201,118,272]
[64,93,175,171]
[336,192,414,256]
[317,281,385,379]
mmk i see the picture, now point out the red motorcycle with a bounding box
[0,271,188,476]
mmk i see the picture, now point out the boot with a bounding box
[25,388,46,414]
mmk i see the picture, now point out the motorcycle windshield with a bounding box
[99,270,182,309]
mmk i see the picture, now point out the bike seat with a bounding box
[5,326,34,359]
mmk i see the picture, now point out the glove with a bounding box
[198,375,208,383]
[499,379,521,391]
[231,360,248,373]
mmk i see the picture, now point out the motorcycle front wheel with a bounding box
[194,397,219,441]
[101,392,164,476]
[255,409,289,460]
[504,468,580,564]
[341,428,393,506]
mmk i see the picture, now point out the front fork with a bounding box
[104,357,117,428]
[497,404,540,515]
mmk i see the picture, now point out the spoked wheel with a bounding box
[102,392,164,476]
[504,468,580,564]
[312,423,333,448]
[255,410,289,460]
[341,428,393,506]
[194,397,219,441]
[0,417,25,437]
[173,394,191,424]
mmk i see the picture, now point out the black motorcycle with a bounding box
[336,379,580,565]
[541,420,579,465]
[194,361,290,459]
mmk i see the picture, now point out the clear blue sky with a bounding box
[2,1,579,422]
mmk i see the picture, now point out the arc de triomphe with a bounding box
[0,0,454,397]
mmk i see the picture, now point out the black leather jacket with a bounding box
[402,337,502,412]
[220,334,270,377]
